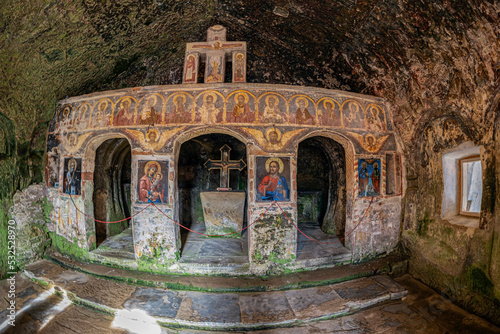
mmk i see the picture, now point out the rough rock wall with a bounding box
[401,115,499,324]
[9,184,51,270]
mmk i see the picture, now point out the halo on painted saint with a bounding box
[144,161,161,175]
[146,128,160,142]
[264,94,279,106]
[265,128,282,142]
[295,97,309,108]
[145,95,157,106]
[203,92,218,103]
[68,158,77,170]
[323,99,335,109]
[98,100,108,111]
[265,157,284,173]
[173,93,187,104]
[234,92,249,104]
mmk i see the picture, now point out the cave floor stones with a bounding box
[2,261,500,333]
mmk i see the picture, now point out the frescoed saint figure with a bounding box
[262,95,283,124]
[295,97,314,125]
[93,101,109,128]
[206,58,223,83]
[234,53,245,82]
[56,106,72,132]
[139,96,158,125]
[184,54,197,82]
[114,98,134,126]
[372,162,380,194]
[320,100,341,126]
[258,158,289,201]
[74,104,89,131]
[366,106,386,132]
[171,94,190,123]
[344,101,364,128]
[359,162,369,195]
[198,92,220,123]
[138,161,164,203]
[231,93,251,123]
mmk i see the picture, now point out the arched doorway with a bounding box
[92,138,132,250]
[296,136,349,262]
[177,133,248,264]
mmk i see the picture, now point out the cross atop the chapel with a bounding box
[183,25,247,84]
[204,144,246,191]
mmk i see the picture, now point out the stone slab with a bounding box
[239,291,295,324]
[200,191,246,237]
[332,277,390,309]
[123,287,183,318]
[176,291,241,323]
[284,285,348,320]
[371,274,408,300]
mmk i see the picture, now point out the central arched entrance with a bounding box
[91,137,133,260]
[177,133,249,265]
[296,136,350,262]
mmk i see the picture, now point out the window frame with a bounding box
[458,155,481,217]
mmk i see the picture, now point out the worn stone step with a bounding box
[22,259,408,331]
[44,250,409,293]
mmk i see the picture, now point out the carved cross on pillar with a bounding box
[204,144,246,191]
[183,25,247,84]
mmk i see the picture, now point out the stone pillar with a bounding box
[131,154,180,265]
[248,205,297,274]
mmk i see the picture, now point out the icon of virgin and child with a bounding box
[138,160,167,203]
[257,157,289,201]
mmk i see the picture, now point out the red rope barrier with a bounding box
[69,190,373,244]
[68,193,154,224]
[275,197,374,245]
[151,201,276,237]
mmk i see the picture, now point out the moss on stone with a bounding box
[416,212,433,237]
[49,232,89,261]
[469,267,494,295]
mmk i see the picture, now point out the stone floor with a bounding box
[1,260,499,333]
[179,223,249,264]
[89,228,138,269]
[295,222,351,262]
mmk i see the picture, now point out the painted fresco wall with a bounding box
[45,83,402,269]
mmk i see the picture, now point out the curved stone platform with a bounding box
[2,258,500,333]
[16,259,407,332]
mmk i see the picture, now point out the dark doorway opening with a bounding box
[296,136,349,262]
[93,138,132,247]
[177,133,248,264]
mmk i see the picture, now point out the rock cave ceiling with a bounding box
[0,0,498,151]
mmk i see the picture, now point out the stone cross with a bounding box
[204,144,246,190]
[183,25,247,84]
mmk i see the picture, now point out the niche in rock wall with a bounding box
[177,134,247,229]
